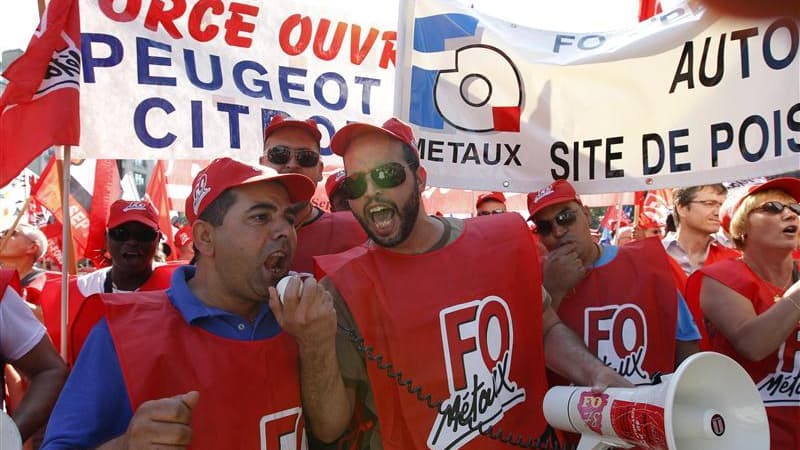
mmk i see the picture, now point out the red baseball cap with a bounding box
[526,179,582,220]
[185,157,316,224]
[720,177,800,233]
[325,170,347,199]
[476,192,507,209]
[330,117,419,158]
[264,115,322,143]
[173,225,193,247]
[107,200,160,230]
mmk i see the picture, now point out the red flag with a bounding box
[39,222,64,271]
[145,161,175,259]
[0,0,80,188]
[634,189,672,228]
[600,201,630,231]
[639,0,663,21]
[83,160,121,266]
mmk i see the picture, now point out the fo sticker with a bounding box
[577,391,609,434]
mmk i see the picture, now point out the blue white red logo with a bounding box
[410,14,523,132]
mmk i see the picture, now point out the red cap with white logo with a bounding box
[720,177,800,233]
[185,157,316,224]
[330,117,419,158]
[264,115,322,143]
[526,179,582,220]
[107,199,160,230]
[173,225,193,247]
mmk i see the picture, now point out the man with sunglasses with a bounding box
[260,115,366,274]
[301,118,629,450]
[475,191,507,216]
[43,158,334,449]
[528,180,700,391]
[37,200,176,365]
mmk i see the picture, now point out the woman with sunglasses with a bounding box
[688,177,800,450]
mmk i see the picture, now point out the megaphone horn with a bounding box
[543,352,769,450]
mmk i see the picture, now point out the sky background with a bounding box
[0,0,655,55]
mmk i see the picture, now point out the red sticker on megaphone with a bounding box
[577,391,609,434]
[610,400,667,449]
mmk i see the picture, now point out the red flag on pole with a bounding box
[83,160,121,266]
[145,161,175,259]
[0,0,80,188]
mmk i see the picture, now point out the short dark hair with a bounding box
[198,189,237,226]
[672,184,727,224]
[401,144,420,180]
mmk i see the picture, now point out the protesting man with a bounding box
[261,115,366,274]
[294,118,628,449]
[475,191,507,216]
[172,224,195,261]
[38,199,176,364]
[663,184,739,275]
[529,179,700,389]
[42,157,332,448]
[0,270,67,444]
[0,223,50,303]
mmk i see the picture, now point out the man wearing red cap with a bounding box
[37,199,176,365]
[260,115,366,273]
[475,191,507,216]
[528,179,700,390]
[325,170,350,212]
[172,224,194,261]
[42,158,335,449]
[304,118,628,450]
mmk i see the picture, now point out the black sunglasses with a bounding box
[342,162,408,200]
[477,209,505,216]
[751,201,800,216]
[532,208,578,236]
[264,145,320,168]
[108,227,159,243]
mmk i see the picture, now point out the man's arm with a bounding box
[541,304,633,390]
[269,276,353,443]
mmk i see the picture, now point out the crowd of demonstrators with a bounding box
[260,115,366,274]
[309,118,629,449]
[40,157,328,448]
[37,199,177,366]
[688,178,800,450]
[0,270,67,447]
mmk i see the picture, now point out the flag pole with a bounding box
[59,145,71,359]
[393,0,416,119]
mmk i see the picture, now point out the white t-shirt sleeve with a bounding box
[0,286,47,361]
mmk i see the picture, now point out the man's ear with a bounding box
[192,221,214,257]
[416,165,427,191]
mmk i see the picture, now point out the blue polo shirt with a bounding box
[594,245,700,341]
[41,266,282,450]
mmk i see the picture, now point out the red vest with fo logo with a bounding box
[316,213,547,450]
[688,259,800,450]
[553,239,678,386]
[101,291,306,450]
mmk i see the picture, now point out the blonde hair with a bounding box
[729,189,796,249]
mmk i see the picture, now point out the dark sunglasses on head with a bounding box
[477,209,505,216]
[342,162,408,200]
[264,145,320,168]
[751,201,800,216]
[108,227,159,242]
[532,208,578,236]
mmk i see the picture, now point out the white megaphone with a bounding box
[543,352,769,450]
[0,410,22,450]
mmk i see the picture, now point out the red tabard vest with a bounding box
[0,269,21,297]
[316,214,547,450]
[293,211,366,274]
[39,264,176,365]
[552,239,678,387]
[669,241,740,351]
[688,259,800,450]
[101,291,306,449]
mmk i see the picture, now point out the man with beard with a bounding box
[42,157,334,449]
[295,118,629,450]
[37,200,177,364]
[260,115,366,274]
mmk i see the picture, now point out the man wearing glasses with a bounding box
[260,115,366,274]
[528,180,700,391]
[475,191,507,216]
[296,118,629,450]
[37,200,175,365]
